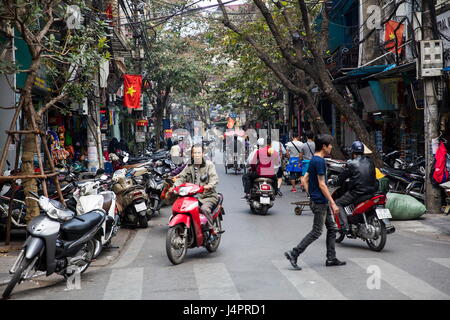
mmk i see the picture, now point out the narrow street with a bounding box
[5,167,450,300]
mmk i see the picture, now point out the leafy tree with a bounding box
[216,0,380,162]
[0,0,109,221]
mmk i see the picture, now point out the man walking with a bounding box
[299,131,315,191]
[284,134,346,270]
[285,134,303,192]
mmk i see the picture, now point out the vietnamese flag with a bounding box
[123,74,142,109]
[384,20,404,54]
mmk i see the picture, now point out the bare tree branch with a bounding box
[37,92,69,117]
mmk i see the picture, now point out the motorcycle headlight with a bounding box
[177,187,189,196]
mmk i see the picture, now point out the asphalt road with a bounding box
[4,165,450,300]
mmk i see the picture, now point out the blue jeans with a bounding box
[292,202,338,260]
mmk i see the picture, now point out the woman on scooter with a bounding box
[170,144,220,241]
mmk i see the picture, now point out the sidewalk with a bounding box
[0,228,132,286]
[392,213,450,242]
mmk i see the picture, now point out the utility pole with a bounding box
[422,0,441,213]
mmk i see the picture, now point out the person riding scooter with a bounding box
[169,144,220,241]
[242,137,280,199]
[332,141,379,234]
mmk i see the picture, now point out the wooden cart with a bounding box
[290,200,311,216]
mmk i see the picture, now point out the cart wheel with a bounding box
[295,207,302,216]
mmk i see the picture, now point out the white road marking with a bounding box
[193,263,241,300]
[429,258,450,269]
[272,260,347,300]
[112,230,147,269]
[103,267,143,300]
[351,258,449,300]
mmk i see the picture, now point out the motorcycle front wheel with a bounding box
[2,257,33,299]
[166,224,187,265]
[366,216,387,252]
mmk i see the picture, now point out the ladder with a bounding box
[0,102,65,245]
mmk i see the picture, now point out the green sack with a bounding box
[385,193,426,220]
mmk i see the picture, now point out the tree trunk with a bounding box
[22,110,40,224]
[302,94,345,160]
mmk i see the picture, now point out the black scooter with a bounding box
[2,192,105,299]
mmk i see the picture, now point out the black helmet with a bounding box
[351,141,364,154]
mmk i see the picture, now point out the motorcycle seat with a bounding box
[354,194,374,205]
[100,192,114,212]
[254,178,273,183]
[61,210,104,235]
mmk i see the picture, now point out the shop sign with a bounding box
[136,119,148,126]
[164,129,173,138]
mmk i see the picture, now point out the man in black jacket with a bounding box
[334,141,379,233]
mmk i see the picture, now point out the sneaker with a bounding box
[291,188,297,193]
[325,258,347,267]
[284,251,302,270]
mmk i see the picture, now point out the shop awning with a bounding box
[362,62,416,80]
[333,64,395,84]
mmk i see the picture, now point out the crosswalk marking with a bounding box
[112,230,147,269]
[351,258,449,300]
[272,260,347,300]
[193,263,241,300]
[103,267,143,300]
[429,258,450,269]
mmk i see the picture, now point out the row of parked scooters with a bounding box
[0,148,183,298]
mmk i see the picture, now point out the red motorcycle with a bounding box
[331,186,395,252]
[166,183,224,265]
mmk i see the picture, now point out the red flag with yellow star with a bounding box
[123,74,142,109]
[384,20,404,54]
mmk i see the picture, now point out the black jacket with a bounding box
[336,155,379,196]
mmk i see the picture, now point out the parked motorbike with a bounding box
[248,177,275,215]
[330,185,395,252]
[112,169,150,228]
[381,157,425,202]
[72,176,119,258]
[166,182,224,265]
[2,192,105,298]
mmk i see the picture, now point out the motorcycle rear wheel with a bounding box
[366,216,387,252]
[2,257,33,299]
[205,219,222,253]
[138,215,148,228]
[92,239,103,259]
[64,239,96,279]
[260,205,269,215]
[166,224,187,265]
[335,230,345,243]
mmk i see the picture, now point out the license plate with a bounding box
[260,197,270,204]
[135,202,147,212]
[376,208,392,219]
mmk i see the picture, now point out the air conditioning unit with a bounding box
[419,40,444,77]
